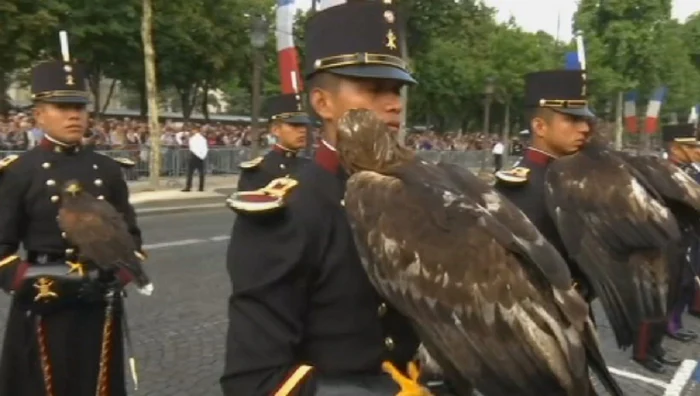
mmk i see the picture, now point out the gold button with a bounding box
[384,337,395,351]
[93,164,98,169]
[377,303,388,317]
[94,179,103,186]
[50,195,59,203]
[280,164,286,169]
[46,179,56,186]
[65,248,74,255]
[61,232,67,238]
[42,162,51,169]
[97,195,105,200]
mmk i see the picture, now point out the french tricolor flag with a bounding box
[623,91,638,133]
[564,52,581,70]
[644,86,667,134]
[276,0,302,94]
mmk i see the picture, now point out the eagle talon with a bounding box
[66,261,85,277]
[382,361,432,396]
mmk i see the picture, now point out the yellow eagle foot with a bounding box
[66,261,85,276]
[382,361,433,396]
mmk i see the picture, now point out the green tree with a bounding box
[658,20,700,114]
[0,0,65,113]
[154,0,275,119]
[46,0,142,117]
[574,0,673,110]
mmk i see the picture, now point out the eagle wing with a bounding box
[58,197,140,275]
[544,149,680,348]
[618,153,700,307]
[617,153,700,226]
[345,161,592,395]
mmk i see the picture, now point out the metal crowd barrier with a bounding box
[0,147,502,178]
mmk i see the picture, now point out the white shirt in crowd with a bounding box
[492,142,504,155]
[189,133,209,160]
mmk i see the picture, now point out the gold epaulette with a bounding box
[113,157,136,168]
[226,176,298,213]
[495,167,530,184]
[239,156,264,170]
[0,155,19,172]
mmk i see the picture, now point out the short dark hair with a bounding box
[526,107,556,123]
[307,71,340,93]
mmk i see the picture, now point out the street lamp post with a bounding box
[482,77,495,171]
[249,15,268,158]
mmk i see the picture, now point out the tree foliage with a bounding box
[1,0,698,125]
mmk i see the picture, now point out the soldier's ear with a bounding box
[530,116,548,138]
[309,87,336,124]
[33,103,46,126]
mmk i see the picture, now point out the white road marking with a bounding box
[664,359,698,396]
[139,235,700,392]
[608,366,669,389]
[143,238,213,250]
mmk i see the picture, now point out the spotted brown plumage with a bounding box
[544,138,681,366]
[338,109,623,396]
[57,180,153,296]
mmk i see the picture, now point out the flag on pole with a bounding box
[643,86,668,134]
[276,0,303,94]
[623,91,638,133]
[564,52,581,70]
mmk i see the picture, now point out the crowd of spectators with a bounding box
[1,111,513,152]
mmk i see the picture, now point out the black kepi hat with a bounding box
[524,70,594,118]
[662,123,700,145]
[304,0,415,85]
[264,93,311,125]
[31,61,90,104]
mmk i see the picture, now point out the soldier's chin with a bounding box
[63,129,86,144]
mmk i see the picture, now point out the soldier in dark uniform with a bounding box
[494,70,681,374]
[236,93,311,191]
[0,57,145,396]
[221,2,445,396]
[663,123,700,342]
[494,70,595,302]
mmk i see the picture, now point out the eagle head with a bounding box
[62,180,83,198]
[336,108,414,174]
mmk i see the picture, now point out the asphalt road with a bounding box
[0,208,698,395]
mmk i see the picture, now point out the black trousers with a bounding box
[493,154,503,172]
[185,154,205,191]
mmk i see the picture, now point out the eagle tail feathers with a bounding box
[582,322,625,396]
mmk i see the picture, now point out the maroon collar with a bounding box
[39,137,82,154]
[524,147,556,166]
[273,144,297,157]
[314,140,339,174]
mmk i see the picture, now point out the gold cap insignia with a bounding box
[386,30,397,50]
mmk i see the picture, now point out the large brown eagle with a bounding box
[336,109,622,396]
[57,180,153,296]
[616,153,700,301]
[543,138,682,351]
